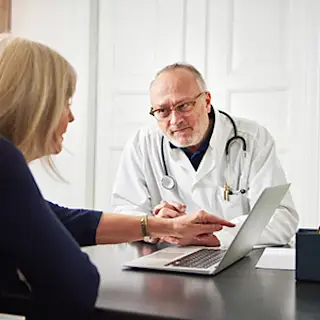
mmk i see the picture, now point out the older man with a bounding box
[111,63,299,247]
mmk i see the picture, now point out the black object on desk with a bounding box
[296,228,320,282]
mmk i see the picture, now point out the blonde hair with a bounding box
[0,34,76,175]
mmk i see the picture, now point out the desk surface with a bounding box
[83,243,320,320]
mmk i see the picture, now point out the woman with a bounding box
[0,35,234,314]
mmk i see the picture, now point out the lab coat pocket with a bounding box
[216,187,249,220]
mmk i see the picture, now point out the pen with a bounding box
[224,183,230,201]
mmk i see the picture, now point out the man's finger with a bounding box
[195,233,215,239]
[162,235,220,247]
[144,237,159,243]
[195,234,220,247]
[159,203,184,213]
[157,208,186,218]
[160,236,180,244]
[170,201,187,213]
[153,200,169,215]
[163,237,193,246]
[154,201,186,215]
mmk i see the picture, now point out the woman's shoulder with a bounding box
[0,137,23,159]
[0,137,28,178]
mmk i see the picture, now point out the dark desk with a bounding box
[83,243,320,320]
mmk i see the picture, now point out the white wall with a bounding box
[11,0,97,208]
[94,0,320,229]
[10,0,320,229]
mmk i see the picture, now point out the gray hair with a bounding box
[151,62,207,91]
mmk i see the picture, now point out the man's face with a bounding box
[150,69,211,149]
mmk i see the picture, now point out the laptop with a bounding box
[123,184,290,275]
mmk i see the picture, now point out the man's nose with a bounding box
[169,109,183,125]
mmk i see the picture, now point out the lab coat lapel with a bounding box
[162,136,195,177]
[169,147,195,173]
[194,147,215,182]
[194,109,232,183]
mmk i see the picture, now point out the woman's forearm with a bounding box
[95,211,235,245]
[95,212,171,244]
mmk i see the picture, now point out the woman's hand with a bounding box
[148,208,235,247]
[170,210,235,239]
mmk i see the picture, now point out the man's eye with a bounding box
[177,102,191,111]
[156,108,170,115]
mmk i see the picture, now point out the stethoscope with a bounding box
[160,109,248,197]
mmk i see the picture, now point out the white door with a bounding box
[95,0,320,228]
[12,0,95,208]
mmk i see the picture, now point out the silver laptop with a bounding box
[123,184,290,275]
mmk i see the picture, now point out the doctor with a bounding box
[111,63,299,247]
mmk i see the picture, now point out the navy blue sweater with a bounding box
[0,137,101,312]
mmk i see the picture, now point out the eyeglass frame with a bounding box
[149,91,206,121]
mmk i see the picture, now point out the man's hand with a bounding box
[160,233,221,247]
[153,200,186,218]
[144,201,186,243]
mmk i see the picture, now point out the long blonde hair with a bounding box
[0,34,76,174]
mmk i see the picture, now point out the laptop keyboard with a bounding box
[165,249,225,269]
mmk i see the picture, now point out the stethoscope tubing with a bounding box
[160,109,247,190]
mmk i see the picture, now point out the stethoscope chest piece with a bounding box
[161,175,175,190]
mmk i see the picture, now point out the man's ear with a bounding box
[205,91,212,111]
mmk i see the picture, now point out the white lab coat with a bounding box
[111,109,299,247]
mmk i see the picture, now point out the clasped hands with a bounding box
[149,201,234,246]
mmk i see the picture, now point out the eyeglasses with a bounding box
[149,92,206,121]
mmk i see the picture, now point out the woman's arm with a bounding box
[46,202,234,246]
[46,201,102,246]
[95,210,235,244]
[0,138,99,310]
